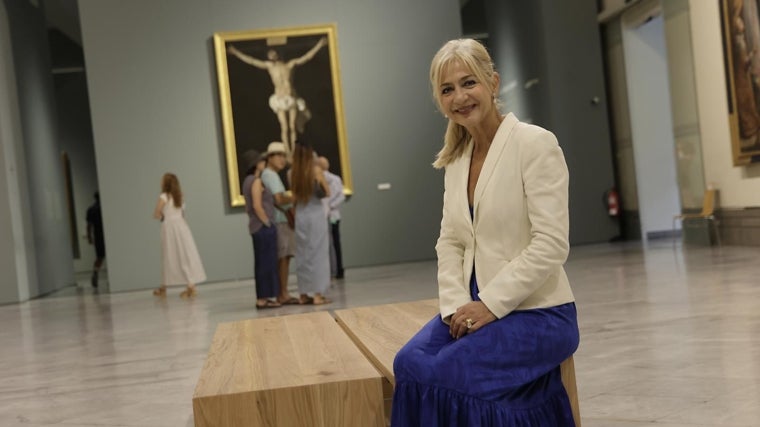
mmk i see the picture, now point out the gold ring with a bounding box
[465,318,473,329]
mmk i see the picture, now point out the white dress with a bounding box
[160,193,206,285]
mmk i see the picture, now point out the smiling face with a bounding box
[437,60,498,130]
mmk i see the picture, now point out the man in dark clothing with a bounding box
[86,192,105,287]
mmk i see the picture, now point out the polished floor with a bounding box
[1,240,759,426]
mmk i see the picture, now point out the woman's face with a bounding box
[438,61,496,129]
[256,159,266,174]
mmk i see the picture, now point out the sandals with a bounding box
[154,286,197,298]
[179,287,197,299]
[278,297,300,305]
[298,295,331,305]
[256,300,281,309]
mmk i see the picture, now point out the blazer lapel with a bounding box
[453,144,474,231]
[473,113,519,215]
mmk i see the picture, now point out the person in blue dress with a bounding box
[290,142,332,305]
[392,38,580,426]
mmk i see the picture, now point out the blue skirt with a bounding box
[391,274,579,426]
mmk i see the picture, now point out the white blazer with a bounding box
[437,113,575,321]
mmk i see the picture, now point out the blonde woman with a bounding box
[152,173,206,298]
[392,39,578,426]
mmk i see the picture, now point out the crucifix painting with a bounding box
[213,24,351,207]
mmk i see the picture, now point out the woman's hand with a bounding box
[449,301,497,339]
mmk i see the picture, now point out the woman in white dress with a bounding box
[152,173,206,298]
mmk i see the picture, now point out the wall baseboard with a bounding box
[718,208,760,246]
[621,210,642,240]
[647,229,681,240]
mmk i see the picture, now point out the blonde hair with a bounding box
[430,39,501,169]
[161,173,183,207]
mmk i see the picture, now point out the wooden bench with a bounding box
[192,312,385,427]
[334,299,581,427]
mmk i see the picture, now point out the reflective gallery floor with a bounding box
[1,240,759,426]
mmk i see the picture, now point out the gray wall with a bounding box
[1,0,75,299]
[78,0,461,292]
[485,0,550,125]
[55,71,99,273]
[540,0,619,243]
[602,19,642,240]
[0,0,32,303]
[484,0,619,244]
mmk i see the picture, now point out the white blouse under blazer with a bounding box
[437,113,575,321]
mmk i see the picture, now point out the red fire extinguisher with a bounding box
[605,188,620,217]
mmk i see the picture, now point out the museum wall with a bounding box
[55,70,99,274]
[0,0,74,301]
[689,0,760,208]
[484,0,620,243]
[78,0,462,291]
[0,0,28,303]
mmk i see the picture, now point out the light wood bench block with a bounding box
[334,299,439,386]
[193,312,384,427]
[334,299,581,426]
[560,356,581,427]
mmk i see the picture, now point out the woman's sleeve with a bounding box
[436,169,471,322]
[478,130,570,318]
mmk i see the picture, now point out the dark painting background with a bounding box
[224,33,343,191]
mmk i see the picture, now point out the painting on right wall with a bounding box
[721,0,760,165]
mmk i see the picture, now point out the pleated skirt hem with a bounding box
[392,379,575,427]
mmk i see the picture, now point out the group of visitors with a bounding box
[140,140,345,307]
[243,140,345,308]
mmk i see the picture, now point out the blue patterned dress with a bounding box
[294,183,330,295]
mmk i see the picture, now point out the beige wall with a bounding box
[690,0,760,208]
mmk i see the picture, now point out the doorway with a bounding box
[622,1,682,242]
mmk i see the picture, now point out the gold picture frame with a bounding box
[721,0,760,165]
[213,23,352,206]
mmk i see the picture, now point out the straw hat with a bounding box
[265,141,287,157]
